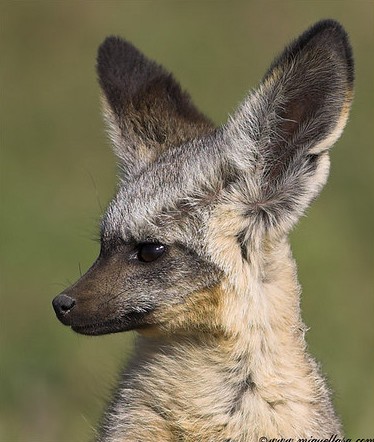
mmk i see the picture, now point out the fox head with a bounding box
[53,20,354,337]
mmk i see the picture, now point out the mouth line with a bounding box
[70,311,154,336]
[72,319,120,335]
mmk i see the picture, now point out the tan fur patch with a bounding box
[145,283,226,335]
[310,87,354,155]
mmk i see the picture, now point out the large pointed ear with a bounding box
[97,37,214,180]
[225,19,354,236]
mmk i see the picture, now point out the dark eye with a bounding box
[137,243,166,262]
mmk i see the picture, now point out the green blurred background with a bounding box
[1,1,373,441]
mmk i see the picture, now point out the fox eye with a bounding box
[137,243,165,262]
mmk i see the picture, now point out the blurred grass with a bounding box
[1,1,373,441]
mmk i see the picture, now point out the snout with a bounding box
[52,294,76,324]
[51,254,157,335]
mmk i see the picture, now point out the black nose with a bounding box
[52,294,76,321]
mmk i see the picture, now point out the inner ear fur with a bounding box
[266,20,353,155]
[224,19,354,235]
[249,19,353,160]
[97,37,214,178]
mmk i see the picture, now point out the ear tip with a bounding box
[96,35,140,72]
[308,18,347,35]
[304,19,354,84]
[298,19,349,46]
[98,35,135,55]
[272,19,354,88]
[96,35,158,107]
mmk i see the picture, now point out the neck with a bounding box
[214,239,341,438]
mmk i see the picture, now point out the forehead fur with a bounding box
[101,130,229,247]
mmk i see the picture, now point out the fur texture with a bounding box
[52,19,354,441]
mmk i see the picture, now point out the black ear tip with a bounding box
[97,35,136,67]
[299,19,351,52]
[98,35,121,58]
[287,19,354,86]
[98,35,135,53]
[96,35,153,101]
[97,35,121,74]
[308,20,354,71]
[99,35,123,48]
[309,18,346,34]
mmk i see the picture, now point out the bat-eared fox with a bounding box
[53,19,354,441]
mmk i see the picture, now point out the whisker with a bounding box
[87,170,103,212]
